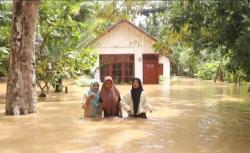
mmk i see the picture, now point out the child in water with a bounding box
[82,80,101,118]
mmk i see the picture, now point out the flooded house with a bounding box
[92,19,171,84]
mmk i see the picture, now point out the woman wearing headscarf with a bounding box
[121,78,152,119]
[82,80,101,118]
[99,76,122,117]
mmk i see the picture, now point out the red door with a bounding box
[143,61,159,84]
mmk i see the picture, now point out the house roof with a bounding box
[92,19,173,61]
[93,19,158,43]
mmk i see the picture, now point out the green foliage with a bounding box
[168,43,200,77]
[0,47,9,76]
[143,0,250,82]
[1,0,146,95]
[35,0,100,94]
[9,0,250,91]
[178,47,199,76]
[168,0,250,81]
[35,0,142,94]
[2,0,248,85]
[0,1,11,77]
[196,61,219,80]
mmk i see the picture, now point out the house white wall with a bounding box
[92,21,170,82]
[159,56,171,79]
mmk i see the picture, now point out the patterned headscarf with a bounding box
[87,80,100,116]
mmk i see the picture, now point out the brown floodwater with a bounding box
[0,78,250,153]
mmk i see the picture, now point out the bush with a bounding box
[0,67,7,77]
[195,61,219,80]
[0,47,9,77]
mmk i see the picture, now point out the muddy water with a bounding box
[0,78,250,153]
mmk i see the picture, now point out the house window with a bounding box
[100,63,109,81]
[124,63,134,83]
[99,54,134,83]
[112,63,122,84]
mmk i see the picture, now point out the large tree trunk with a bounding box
[6,0,40,115]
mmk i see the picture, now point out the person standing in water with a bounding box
[121,78,152,119]
[82,80,101,118]
[99,76,122,118]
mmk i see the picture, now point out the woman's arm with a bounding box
[142,92,152,112]
[99,97,103,111]
[82,94,94,109]
[82,94,87,109]
[120,93,131,112]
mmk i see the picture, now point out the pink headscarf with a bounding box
[99,76,120,115]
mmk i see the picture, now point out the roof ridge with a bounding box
[94,19,158,43]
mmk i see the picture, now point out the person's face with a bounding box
[132,80,140,89]
[105,80,113,90]
[92,82,99,93]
